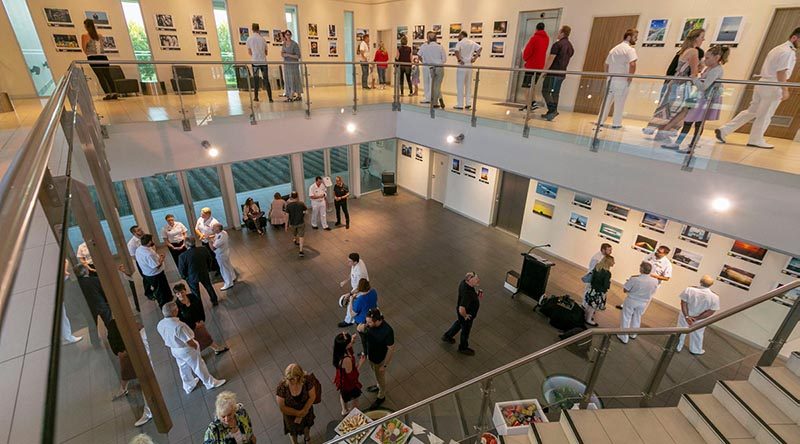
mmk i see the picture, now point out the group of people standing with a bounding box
[245,23,302,102]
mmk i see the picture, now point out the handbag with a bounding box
[306,372,322,404]
[194,323,213,350]
[119,351,136,381]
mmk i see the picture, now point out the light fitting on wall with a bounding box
[711,196,732,213]
[201,140,219,158]
[346,122,357,133]
[446,134,465,144]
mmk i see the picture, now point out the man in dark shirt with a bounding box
[333,175,351,229]
[541,25,575,121]
[178,237,219,306]
[442,271,482,355]
[285,191,308,257]
[74,263,113,345]
[357,308,395,409]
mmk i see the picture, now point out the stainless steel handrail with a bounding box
[0,69,73,326]
[327,279,800,444]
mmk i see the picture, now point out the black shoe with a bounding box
[269,99,274,103]
[441,335,455,344]
[346,223,350,229]
[254,97,259,102]
[312,226,319,230]
[543,112,559,121]
[439,99,445,108]
[298,251,304,257]
[370,397,386,409]
[458,348,476,356]
[615,304,623,310]
[324,227,332,231]
[335,222,342,226]
[338,321,354,328]
[212,301,219,307]
[714,128,726,144]
[366,385,379,393]
[214,346,230,356]
[465,105,472,110]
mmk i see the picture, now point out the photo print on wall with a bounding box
[773,282,800,307]
[155,13,176,31]
[415,147,423,161]
[632,234,658,254]
[672,247,703,272]
[604,203,630,221]
[535,182,558,199]
[599,223,623,244]
[782,257,800,278]
[451,158,461,174]
[533,200,555,219]
[728,240,768,265]
[238,27,249,45]
[85,11,110,29]
[44,8,74,27]
[463,164,477,178]
[448,41,457,55]
[328,24,337,39]
[470,22,483,38]
[449,23,462,37]
[718,264,755,291]
[53,34,81,52]
[258,29,269,40]
[397,26,408,40]
[102,36,118,53]
[568,212,588,231]
[680,225,711,247]
[712,16,744,46]
[413,25,425,41]
[643,18,669,47]
[490,41,505,58]
[432,24,442,37]
[572,193,592,210]
[677,17,705,46]
[192,15,207,35]
[159,34,180,50]
[401,144,412,158]
[309,40,320,57]
[308,23,318,39]
[356,28,368,41]
[493,21,508,37]
[640,212,668,233]
[328,41,338,57]
[195,36,210,55]
[272,29,284,46]
[479,167,490,184]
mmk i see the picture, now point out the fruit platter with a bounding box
[335,408,374,444]
[370,417,411,444]
[491,399,547,435]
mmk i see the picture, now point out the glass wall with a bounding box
[185,167,228,227]
[2,0,55,95]
[121,0,157,82]
[330,146,351,189]
[359,139,397,193]
[212,0,237,88]
[141,173,190,237]
[302,150,325,204]
[232,155,293,220]
[67,182,134,255]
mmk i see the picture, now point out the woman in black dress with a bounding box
[276,363,316,444]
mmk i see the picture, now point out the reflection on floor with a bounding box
[56,192,758,443]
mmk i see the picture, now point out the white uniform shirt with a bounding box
[455,38,481,65]
[418,42,447,66]
[135,245,163,276]
[588,251,605,271]
[157,316,195,350]
[680,286,720,317]
[127,236,141,257]
[350,260,369,292]
[77,242,92,265]
[644,253,673,283]
[358,40,369,62]
[760,41,796,81]
[605,41,637,81]
[246,34,268,63]
[195,216,220,242]
[161,221,188,244]
[623,274,659,304]
[212,230,230,257]
[308,182,327,206]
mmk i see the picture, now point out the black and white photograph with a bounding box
[672,248,703,271]
[328,24,336,39]
[713,15,744,45]
[155,13,176,31]
[718,264,755,291]
[632,234,658,254]
[44,8,74,27]
[415,147,423,161]
[308,23,318,39]
[572,193,592,210]
[195,36,210,55]
[432,24,442,37]
[53,34,81,52]
[680,225,711,247]
[604,203,630,221]
[493,20,508,37]
[309,40,320,57]
[159,34,180,50]
[85,11,110,29]
[640,212,668,233]
[413,25,425,41]
[568,212,588,231]
[328,41,338,57]
[401,144,412,158]
[273,29,284,46]
[192,14,207,34]
[102,36,118,53]
[783,257,800,278]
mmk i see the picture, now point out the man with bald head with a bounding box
[676,275,719,355]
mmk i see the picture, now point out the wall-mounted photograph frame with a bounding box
[449,23,462,37]
[728,240,768,265]
[413,25,425,41]
[451,158,460,173]
[672,247,703,271]
[159,34,180,51]
[53,34,80,52]
[85,11,110,29]
[396,26,408,41]
[415,147,423,161]
[640,212,668,233]
[448,41,456,55]
[533,200,555,219]
[677,17,705,46]
[308,23,318,39]
[782,257,800,278]
[633,234,658,254]
[572,193,592,210]
[712,15,744,47]
[356,28,368,41]
[45,8,74,27]
[535,182,558,199]
[328,24,337,39]
[568,212,588,231]
[401,144,412,158]
[479,167,490,184]
[195,36,210,55]
[102,36,118,53]
[718,264,755,290]
[469,22,483,38]
[192,15,207,35]
[493,21,508,38]
[599,223,623,244]
[604,203,630,221]
[432,24,442,37]
[328,40,338,57]
[238,27,249,45]
[155,13,175,32]
[680,225,711,247]
[773,282,800,307]
[309,40,320,57]
[490,41,505,58]
[643,18,669,47]
[272,29,284,46]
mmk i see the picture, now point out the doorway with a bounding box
[509,9,562,104]
[573,15,640,115]
[733,7,800,140]
[430,152,448,203]
[494,172,529,236]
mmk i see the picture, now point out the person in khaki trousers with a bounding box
[357,308,395,410]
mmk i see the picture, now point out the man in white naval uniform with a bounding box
[338,252,369,327]
[308,176,331,230]
[210,223,236,291]
[195,207,221,272]
[617,261,659,344]
[453,31,481,110]
[676,275,720,355]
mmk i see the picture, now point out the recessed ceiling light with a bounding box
[208,147,219,157]
[711,197,731,212]
[346,123,356,133]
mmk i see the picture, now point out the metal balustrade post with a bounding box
[352,64,358,114]
[393,64,401,111]
[522,71,536,138]
[470,68,480,127]
[473,377,494,441]
[429,66,436,119]
[244,65,256,125]
[758,291,800,367]
[681,82,719,171]
[591,78,613,152]
[640,333,680,407]
[579,334,611,409]
[303,64,312,118]
[172,65,190,131]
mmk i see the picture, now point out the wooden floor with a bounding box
[54,192,760,443]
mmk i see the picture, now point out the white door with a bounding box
[430,152,448,203]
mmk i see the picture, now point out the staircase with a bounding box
[519,351,800,443]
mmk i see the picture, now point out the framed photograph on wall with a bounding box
[604,203,630,221]
[493,21,508,37]
[773,282,800,307]
[782,257,800,278]
[479,167,490,184]
[432,24,442,37]
[328,41,338,57]
[397,26,408,40]
[401,144,412,158]
[469,22,483,38]
[598,223,623,244]
[449,23,462,37]
[451,158,461,173]
[53,34,81,52]
[712,15,744,46]
[535,182,558,199]
[677,17,705,46]
[640,212,668,233]
[238,27,250,45]
[44,8,74,27]
[85,11,110,29]
[328,24,337,39]
[633,234,658,254]
[258,29,269,40]
[415,147,423,161]
[533,200,555,219]
[679,225,711,247]
[672,248,703,271]
[159,34,180,51]
[309,40,320,57]
[643,18,669,47]
[192,15,207,35]
[568,212,588,231]
[572,193,592,210]
[448,41,456,55]
[413,25,425,41]
[356,28,368,41]
[308,23,318,39]
[102,36,118,53]
[195,36,210,55]
[728,240,768,265]
[718,264,755,291]
[272,29,284,46]
[155,13,176,32]
[490,41,505,58]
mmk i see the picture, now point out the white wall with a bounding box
[443,156,499,225]
[0,4,36,97]
[396,139,431,198]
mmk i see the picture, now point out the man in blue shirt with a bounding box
[350,278,378,354]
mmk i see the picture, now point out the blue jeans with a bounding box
[542,75,564,115]
[361,63,370,88]
[377,67,387,85]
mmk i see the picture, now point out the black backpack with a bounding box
[538,294,586,331]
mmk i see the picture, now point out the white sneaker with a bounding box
[221,284,234,291]
[62,335,83,345]
[642,126,656,135]
[208,378,227,390]
[134,411,153,427]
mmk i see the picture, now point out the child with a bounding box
[333,332,365,416]
[410,55,420,96]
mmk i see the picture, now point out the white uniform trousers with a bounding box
[60,304,80,342]
[170,346,217,393]
[456,67,473,108]
[676,313,706,354]
[311,202,328,229]
[216,252,236,287]
[343,294,354,323]
[718,84,782,146]
[422,67,432,102]
[617,298,649,343]
[599,80,630,128]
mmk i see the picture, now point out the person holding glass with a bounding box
[281,30,302,102]
[276,363,316,444]
[243,197,266,235]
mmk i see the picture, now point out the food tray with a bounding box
[335,408,373,444]
[491,399,548,435]
[369,417,411,444]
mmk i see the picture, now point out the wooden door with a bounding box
[733,8,800,139]
[573,15,640,115]
[494,172,529,236]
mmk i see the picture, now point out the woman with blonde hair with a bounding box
[375,42,389,89]
[204,391,257,443]
[583,255,615,326]
[276,363,316,444]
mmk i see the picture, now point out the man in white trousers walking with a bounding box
[338,252,369,328]
[308,176,331,230]
[676,275,719,355]
[418,36,436,103]
[157,301,226,394]
[617,261,659,344]
[598,29,638,129]
[210,223,236,291]
[454,31,481,110]
[716,28,799,149]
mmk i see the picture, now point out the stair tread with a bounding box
[689,394,754,439]
[761,366,800,402]
[591,410,644,444]
[533,423,570,444]
[648,407,706,444]
[620,408,677,444]
[724,380,795,425]
[565,410,612,444]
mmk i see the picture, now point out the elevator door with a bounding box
[494,172,529,236]
[510,9,562,103]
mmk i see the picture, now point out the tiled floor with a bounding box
[53,191,760,444]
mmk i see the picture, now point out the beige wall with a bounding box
[0,5,36,97]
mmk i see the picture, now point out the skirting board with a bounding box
[398,185,428,200]
[443,205,491,226]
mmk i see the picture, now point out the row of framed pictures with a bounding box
[397,22,509,41]
[643,16,744,48]
[44,8,212,36]
[450,158,490,184]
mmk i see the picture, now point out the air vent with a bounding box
[771,115,793,127]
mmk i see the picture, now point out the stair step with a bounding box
[749,366,800,425]
[724,380,795,426]
[646,407,706,444]
[679,393,755,442]
[760,367,800,404]
[562,410,611,444]
[787,352,800,378]
[714,380,796,443]
[529,422,570,444]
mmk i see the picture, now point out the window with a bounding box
[66,182,134,255]
[330,146,351,189]
[212,0,236,88]
[2,0,55,95]
[360,139,397,193]
[284,5,299,39]
[232,156,292,220]
[185,167,228,227]
[302,150,325,204]
[141,174,190,236]
[344,11,354,85]
[121,0,157,82]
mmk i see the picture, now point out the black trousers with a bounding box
[168,242,186,269]
[88,55,115,94]
[335,199,350,225]
[135,261,154,298]
[188,275,219,305]
[144,271,172,307]
[542,75,565,115]
[253,65,273,101]
[203,242,221,273]
[127,280,141,312]
[444,313,474,350]
[399,66,412,94]
[361,63,370,88]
